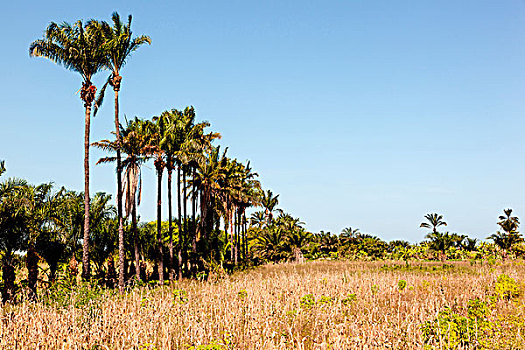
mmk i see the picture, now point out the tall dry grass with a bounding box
[0,260,523,349]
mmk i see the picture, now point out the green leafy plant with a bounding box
[317,295,334,305]
[173,289,189,304]
[495,274,521,300]
[300,294,316,309]
[398,280,407,292]
[237,289,248,299]
[341,293,357,306]
[421,298,491,349]
[371,284,379,295]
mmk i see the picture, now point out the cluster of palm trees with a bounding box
[27,12,266,293]
[417,211,525,261]
[94,108,262,286]
[0,167,120,301]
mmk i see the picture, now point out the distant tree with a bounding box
[250,211,266,229]
[462,237,478,252]
[260,190,279,224]
[425,232,455,261]
[489,209,523,260]
[253,226,286,262]
[420,213,447,234]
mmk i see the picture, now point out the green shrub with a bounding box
[341,293,357,306]
[173,289,188,304]
[398,280,407,291]
[495,274,521,300]
[421,298,490,349]
[237,289,248,299]
[300,294,315,309]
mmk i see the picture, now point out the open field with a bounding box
[1,260,524,349]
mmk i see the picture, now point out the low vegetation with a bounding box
[1,260,524,349]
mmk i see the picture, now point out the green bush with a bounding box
[300,294,315,309]
[495,274,521,300]
[421,298,490,349]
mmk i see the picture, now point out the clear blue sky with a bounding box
[2,0,525,242]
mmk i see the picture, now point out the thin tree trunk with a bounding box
[177,165,183,280]
[243,211,248,260]
[27,244,38,300]
[234,209,239,265]
[2,253,15,303]
[114,86,125,293]
[133,199,140,282]
[192,166,197,254]
[168,165,174,282]
[183,167,188,273]
[156,167,164,285]
[82,103,91,281]
[230,206,234,264]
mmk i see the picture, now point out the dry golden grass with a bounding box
[1,260,524,349]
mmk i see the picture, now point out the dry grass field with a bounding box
[1,260,524,349]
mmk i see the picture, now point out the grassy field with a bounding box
[1,260,524,349]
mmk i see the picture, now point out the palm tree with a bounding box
[88,193,117,283]
[30,20,107,280]
[94,117,150,282]
[91,12,151,292]
[260,190,279,224]
[0,161,5,177]
[22,183,55,299]
[489,208,523,260]
[0,177,28,301]
[463,237,478,252]
[250,211,266,229]
[253,226,286,262]
[146,117,167,284]
[153,109,183,281]
[419,213,447,234]
[425,231,454,261]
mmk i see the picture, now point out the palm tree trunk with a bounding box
[156,167,164,285]
[1,253,16,302]
[177,165,183,280]
[183,167,188,273]
[192,166,197,254]
[27,244,38,300]
[168,165,174,282]
[133,199,140,282]
[243,211,248,260]
[82,103,91,281]
[114,87,125,293]
[234,209,239,265]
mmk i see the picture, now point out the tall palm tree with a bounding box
[30,20,107,280]
[94,117,150,282]
[172,107,219,276]
[146,117,166,284]
[92,12,151,292]
[419,213,447,234]
[153,109,182,281]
